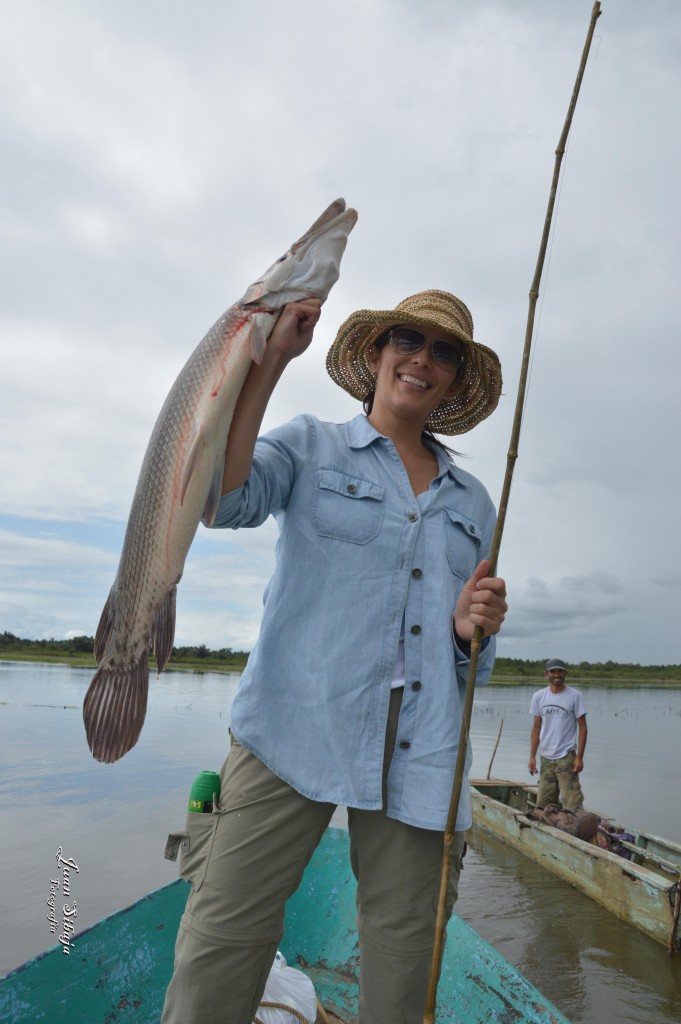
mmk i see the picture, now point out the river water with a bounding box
[1,660,680,1023]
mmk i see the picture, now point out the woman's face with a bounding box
[367,323,462,426]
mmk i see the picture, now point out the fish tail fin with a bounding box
[83,654,149,763]
[151,585,177,674]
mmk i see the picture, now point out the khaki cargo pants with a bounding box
[536,750,584,811]
[161,688,465,1024]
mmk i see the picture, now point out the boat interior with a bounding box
[471,779,681,880]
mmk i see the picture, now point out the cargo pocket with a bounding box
[443,508,482,581]
[312,468,385,544]
[165,812,220,892]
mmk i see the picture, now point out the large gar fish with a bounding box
[84,198,357,763]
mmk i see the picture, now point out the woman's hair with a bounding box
[364,329,461,459]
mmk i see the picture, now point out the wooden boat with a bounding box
[470,779,681,951]
[0,826,569,1023]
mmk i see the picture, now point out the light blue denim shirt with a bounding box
[209,413,496,831]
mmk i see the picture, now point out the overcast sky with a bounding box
[1,0,679,666]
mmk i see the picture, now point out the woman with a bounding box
[162,290,508,1024]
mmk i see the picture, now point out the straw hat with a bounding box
[326,290,502,435]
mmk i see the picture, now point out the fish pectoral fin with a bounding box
[94,588,116,663]
[180,426,207,506]
[83,654,149,764]
[202,458,224,528]
[247,314,269,365]
[151,585,177,674]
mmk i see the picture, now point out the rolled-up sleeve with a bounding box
[208,414,315,530]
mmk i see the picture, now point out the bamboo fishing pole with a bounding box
[423,4,602,1020]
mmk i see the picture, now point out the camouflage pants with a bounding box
[536,750,584,811]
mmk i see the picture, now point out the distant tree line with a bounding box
[2,632,679,680]
[0,631,249,667]
[492,656,681,681]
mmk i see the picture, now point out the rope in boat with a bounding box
[254,998,343,1023]
[254,1000,311,1023]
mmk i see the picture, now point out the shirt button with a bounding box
[346,484,357,493]
[408,513,418,522]
[410,625,421,635]
[399,740,411,750]
[411,568,422,579]
[411,680,422,691]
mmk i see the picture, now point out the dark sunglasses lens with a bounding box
[432,341,463,368]
[391,328,425,353]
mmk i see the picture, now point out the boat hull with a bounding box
[470,780,681,951]
[0,827,569,1023]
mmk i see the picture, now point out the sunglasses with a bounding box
[385,328,465,370]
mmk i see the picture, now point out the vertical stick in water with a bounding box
[486,718,504,780]
[423,4,603,1020]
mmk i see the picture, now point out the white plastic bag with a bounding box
[254,951,317,1024]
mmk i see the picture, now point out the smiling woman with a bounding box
[370,322,461,400]
[327,289,502,435]
[158,287,508,1024]
[366,324,464,486]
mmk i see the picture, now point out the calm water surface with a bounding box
[1,661,680,1023]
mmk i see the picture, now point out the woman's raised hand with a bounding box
[266,299,322,363]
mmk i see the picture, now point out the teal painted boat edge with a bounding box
[0,827,571,1024]
[0,878,189,1023]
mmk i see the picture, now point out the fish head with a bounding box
[242,198,357,310]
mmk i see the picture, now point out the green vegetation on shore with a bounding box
[0,631,248,672]
[491,656,681,685]
[2,632,680,684]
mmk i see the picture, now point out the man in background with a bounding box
[528,658,587,810]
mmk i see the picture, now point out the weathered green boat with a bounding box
[0,826,569,1023]
[470,779,681,951]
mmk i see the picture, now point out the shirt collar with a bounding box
[344,415,470,489]
[345,414,383,449]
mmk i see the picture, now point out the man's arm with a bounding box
[528,716,542,775]
[573,715,587,773]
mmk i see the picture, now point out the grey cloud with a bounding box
[654,577,681,590]
[560,572,624,595]
[1,1,679,663]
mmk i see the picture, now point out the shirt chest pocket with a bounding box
[444,508,483,580]
[312,468,385,544]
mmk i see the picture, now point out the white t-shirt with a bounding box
[529,685,587,760]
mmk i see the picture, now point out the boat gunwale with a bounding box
[0,827,573,1024]
[0,878,188,984]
